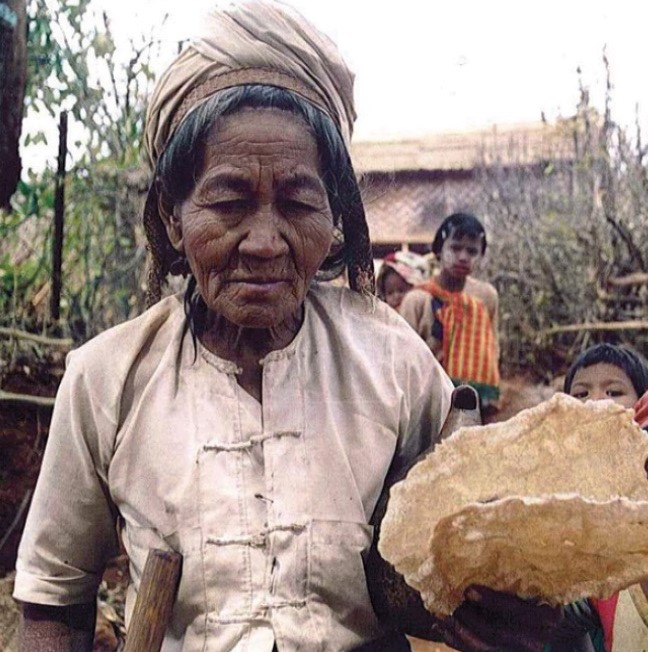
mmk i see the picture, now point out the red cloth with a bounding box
[636,391,648,427]
[591,594,620,652]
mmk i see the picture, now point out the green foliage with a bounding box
[25,0,157,164]
[2,0,162,339]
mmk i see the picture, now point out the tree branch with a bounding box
[0,390,56,406]
[541,320,648,336]
[0,326,72,347]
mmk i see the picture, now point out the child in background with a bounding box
[375,251,428,311]
[564,342,648,652]
[564,343,648,410]
[400,212,500,410]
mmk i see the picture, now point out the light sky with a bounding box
[100,0,648,139]
[22,0,648,169]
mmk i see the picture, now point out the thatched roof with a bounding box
[351,119,579,174]
[351,117,599,245]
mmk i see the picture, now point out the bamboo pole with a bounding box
[0,390,55,407]
[51,110,67,322]
[607,272,648,287]
[541,320,648,336]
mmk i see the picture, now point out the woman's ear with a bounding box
[158,193,184,253]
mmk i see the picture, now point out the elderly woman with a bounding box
[14,2,582,651]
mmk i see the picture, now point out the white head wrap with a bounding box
[144,0,356,168]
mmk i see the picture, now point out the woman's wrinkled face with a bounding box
[569,363,639,409]
[165,108,334,329]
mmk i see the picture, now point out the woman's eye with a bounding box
[212,199,250,213]
[280,198,316,214]
[571,391,588,400]
[607,389,624,397]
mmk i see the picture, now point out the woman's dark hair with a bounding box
[431,212,487,255]
[563,343,648,397]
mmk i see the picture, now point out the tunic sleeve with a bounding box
[13,352,120,606]
[390,335,453,482]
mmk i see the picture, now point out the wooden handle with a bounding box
[123,549,182,652]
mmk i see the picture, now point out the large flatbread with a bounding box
[425,495,648,615]
[379,393,648,615]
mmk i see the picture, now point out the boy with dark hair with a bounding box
[400,212,500,409]
[563,342,648,650]
[564,343,648,411]
[431,212,488,257]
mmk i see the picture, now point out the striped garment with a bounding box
[419,279,500,404]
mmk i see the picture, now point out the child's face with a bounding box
[569,363,639,409]
[383,270,412,310]
[439,233,482,279]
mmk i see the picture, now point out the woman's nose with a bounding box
[239,211,289,259]
[591,389,606,401]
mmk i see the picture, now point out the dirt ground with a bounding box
[0,359,61,576]
[0,358,556,650]
[0,574,20,651]
[0,357,59,652]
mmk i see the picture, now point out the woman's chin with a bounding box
[213,303,301,331]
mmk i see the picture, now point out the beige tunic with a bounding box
[15,283,452,651]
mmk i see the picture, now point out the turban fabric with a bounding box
[378,252,429,289]
[145,0,356,166]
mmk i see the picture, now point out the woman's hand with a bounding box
[434,586,564,652]
[19,602,96,652]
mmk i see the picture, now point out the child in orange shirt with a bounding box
[400,213,500,408]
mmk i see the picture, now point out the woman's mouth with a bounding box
[230,278,290,296]
[233,277,289,285]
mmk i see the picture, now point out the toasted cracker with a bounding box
[379,394,648,615]
[424,495,648,615]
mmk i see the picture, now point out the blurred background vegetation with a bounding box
[1,0,647,380]
[480,68,648,377]
[2,0,156,346]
